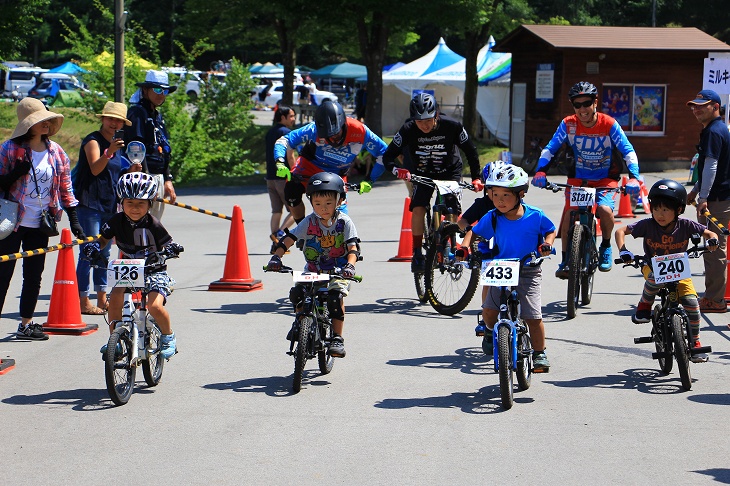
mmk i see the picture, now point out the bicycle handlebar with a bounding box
[544,181,624,194]
[409,174,476,192]
[262,265,363,283]
[344,182,361,192]
[614,243,708,268]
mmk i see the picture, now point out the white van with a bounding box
[2,67,48,97]
[162,67,204,99]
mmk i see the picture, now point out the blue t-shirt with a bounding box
[472,204,555,263]
[696,117,730,201]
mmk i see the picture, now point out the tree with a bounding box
[0,0,49,61]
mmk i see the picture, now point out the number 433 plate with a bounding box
[480,260,520,286]
[108,259,145,288]
[651,253,691,284]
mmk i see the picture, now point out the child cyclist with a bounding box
[266,172,360,358]
[615,179,717,363]
[470,165,556,372]
[83,172,183,359]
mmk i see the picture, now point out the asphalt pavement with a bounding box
[1,170,729,485]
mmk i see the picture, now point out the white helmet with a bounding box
[482,160,509,183]
[484,164,529,193]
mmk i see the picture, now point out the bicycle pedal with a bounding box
[633,336,652,344]
[691,345,712,355]
[651,351,672,359]
[532,367,550,373]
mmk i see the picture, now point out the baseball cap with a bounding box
[686,89,721,106]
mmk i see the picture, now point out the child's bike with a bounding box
[481,251,552,410]
[616,241,712,391]
[97,248,181,406]
[408,174,481,315]
[263,265,361,393]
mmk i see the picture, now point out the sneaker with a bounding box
[481,328,494,356]
[411,248,425,273]
[100,342,123,361]
[555,262,569,280]
[328,335,346,358]
[160,332,177,359]
[598,244,613,272]
[691,339,709,363]
[475,319,486,337]
[286,322,299,341]
[632,302,652,324]
[533,351,550,372]
[699,297,727,314]
[16,322,49,341]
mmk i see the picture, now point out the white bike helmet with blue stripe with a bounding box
[484,163,528,193]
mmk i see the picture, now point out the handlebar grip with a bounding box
[353,275,363,283]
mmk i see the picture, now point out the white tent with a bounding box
[381,37,511,145]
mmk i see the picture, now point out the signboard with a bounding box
[535,64,554,102]
[703,57,730,95]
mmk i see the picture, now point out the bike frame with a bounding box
[289,280,331,356]
[119,287,158,366]
[492,287,528,372]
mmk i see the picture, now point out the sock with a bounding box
[601,238,611,247]
[412,235,423,250]
[561,251,566,262]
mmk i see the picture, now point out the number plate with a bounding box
[108,259,145,288]
[480,260,520,286]
[434,180,461,196]
[569,187,596,207]
[292,271,330,283]
[651,253,691,284]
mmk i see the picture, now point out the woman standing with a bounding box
[0,98,85,340]
[74,102,131,315]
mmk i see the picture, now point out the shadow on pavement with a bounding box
[386,346,490,375]
[544,367,696,394]
[374,385,534,414]
[2,387,118,411]
[691,469,730,484]
[202,373,329,397]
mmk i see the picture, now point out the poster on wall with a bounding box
[535,64,554,102]
[632,85,665,133]
[601,85,632,130]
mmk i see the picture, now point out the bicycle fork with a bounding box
[122,294,155,367]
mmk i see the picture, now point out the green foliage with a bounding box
[0,0,49,60]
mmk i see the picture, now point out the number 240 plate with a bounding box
[652,253,691,284]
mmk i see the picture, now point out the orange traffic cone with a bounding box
[0,357,15,375]
[638,180,651,214]
[389,197,413,262]
[616,176,635,218]
[44,228,99,335]
[209,205,263,292]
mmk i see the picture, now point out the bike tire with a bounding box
[142,318,165,387]
[566,224,583,319]
[521,154,539,175]
[293,317,312,393]
[671,314,692,391]
[497,326,514,410]
[516,329,532,391]
[414,272,428,303]
[424,224,480,316]
[318,317,335,375]
[653,306,672,375]
[105,326,136,406]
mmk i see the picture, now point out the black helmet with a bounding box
[410,93,437,120]
[306,172,346,198]
[314,100,346,139]
[648,179,687,214]
[568,81,598,100]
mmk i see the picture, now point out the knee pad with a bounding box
[327,289,345,320]
[289,286,305,308]
[284,180,305,208]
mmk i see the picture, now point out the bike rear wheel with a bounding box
[425,224,480,315]
[497,326,514,410]
[653,306,672,374]
[293,317,312,393]
[105,326,136,406]
[516,329,532,391]
[671,314,692,391]
[142,318,165,387]
[521,153,539,175]
[566,224,583,319]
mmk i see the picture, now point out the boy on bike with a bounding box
[267,172,360,358]
[531,81,642,277]
[472,165,556,372]
[383,93,483,273]
[83,172,183,359]
[615,179,717,362]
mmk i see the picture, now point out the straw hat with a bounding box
[95,101,132,126]
[10,98,64,139]
[135,70,177,93]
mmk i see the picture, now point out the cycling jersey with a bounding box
[274,118,386,181]
[100,212,172,263]
[536,113,639,181]
[383,114,480,181]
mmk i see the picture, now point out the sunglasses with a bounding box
[151,87,170,95]
[572,99,594,109]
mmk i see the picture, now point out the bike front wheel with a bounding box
[566,224,583,319]
[105,326,136,406]
[516,330,532,391]
[142,318,165,387]
[497,326,514,410]
[293,316,312,393]
[654,306,672,374]
[318,319,335,375]
[671,314,692,391]
[425,224,480,316]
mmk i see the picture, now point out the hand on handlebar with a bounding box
[707,237,719,250]
[624,178,641,197]
[531,171,547,188]
[164,242,184,257]
[341,262,356,278]
[619,249,634,263]
[358,181,372,194]
[392,168,411,181]
[538,243,553,257]
[82,242,108,267]
[471,179,484,192]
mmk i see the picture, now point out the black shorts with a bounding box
[462,196,495,224]
[410,181,461,215]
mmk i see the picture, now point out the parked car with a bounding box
[251,81,338,107]
[2,66,48,98]
[163,67,205,99]
[27,73,90,100]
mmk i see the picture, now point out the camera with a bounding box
[114,129,125,141]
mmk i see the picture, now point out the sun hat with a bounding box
[10,97,64,140]
[95,101,132,126]
[686,89,721,106]
[135,70,178,93]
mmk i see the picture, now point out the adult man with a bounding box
[273,100,387,223]
[531,81,641,277]
[383,93,483,272]
[265,105,296,253]
[686,89,730,313]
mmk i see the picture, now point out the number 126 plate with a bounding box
[480,260,520,286]
[108,259,145,288]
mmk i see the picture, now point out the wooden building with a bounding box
[494,25,730,169]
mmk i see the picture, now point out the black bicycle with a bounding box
[617,240,711,391]
[520,137,542,175]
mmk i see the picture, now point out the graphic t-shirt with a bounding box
[626,217,706,258]
[290,211,358,273]
[20,150,53,228]
[100,212,172,260]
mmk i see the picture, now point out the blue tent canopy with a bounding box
[48,61,88,75]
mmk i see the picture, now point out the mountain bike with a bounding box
[481,251,552,410]
[522,138,572,176]
[408,174,481,315]
[617,241,712,391]
[94,248,182,406]
[263,265,362,393]
[545,181,621,319]
[520,137,542,175]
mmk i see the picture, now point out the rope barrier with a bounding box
[156,197,243,222]
[0,235,99,262]
[690,201,730,236]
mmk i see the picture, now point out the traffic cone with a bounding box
[639,180,651,214]
[616,176,635,218]
[44,228,99,335]
[389,197,413,262]
[209,205,263,292]
[0,357,15,375]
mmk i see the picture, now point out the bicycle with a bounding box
[408,174,481,315]
[545,181,622,319]
[481,251,552,410]
[616,240,712,391]
[263,264,361,393]
[520,137,542,175]
[93,248,182,406]
[522,138,572,176]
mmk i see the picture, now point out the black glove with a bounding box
[267,254,282,272]
[619,248,634,263]
[65,206,86,239]
[0,159,31,192]
[82,242,107,266]
[164,242,184,256]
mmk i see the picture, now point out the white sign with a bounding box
[651,253,691,284]
[702,58,730,95]
[293,271,330,283]
[535,64,554,102]
[108,259,145,288]
[569,187,596,207]
[480,260,520,286]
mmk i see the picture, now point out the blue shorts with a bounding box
[565,177,618,211]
